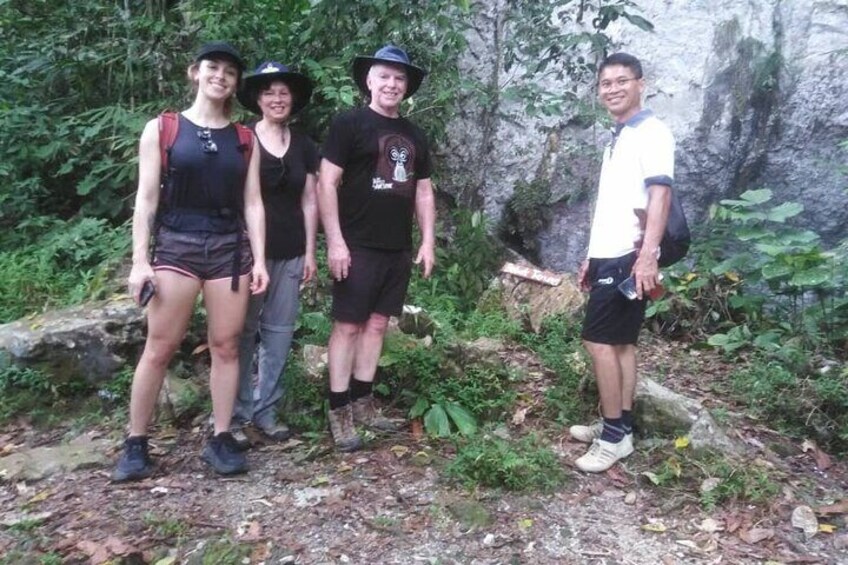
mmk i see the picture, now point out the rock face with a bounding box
[635,377,742,454]
[446,0,848,270]
[0,436,111,481]
[0,297,146,385]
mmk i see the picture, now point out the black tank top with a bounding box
[158,115,248,233]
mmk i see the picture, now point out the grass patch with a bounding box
[446,433,565,492]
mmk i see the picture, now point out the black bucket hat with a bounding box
[237,61,314,115]
[352,44,427,99]
[194,41,246,72]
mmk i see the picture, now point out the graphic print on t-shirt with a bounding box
[372,132,416,197]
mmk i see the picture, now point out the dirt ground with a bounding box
[1,339,846,564]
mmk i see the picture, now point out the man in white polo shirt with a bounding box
[571,52,674,472]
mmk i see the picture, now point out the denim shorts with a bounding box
[152,227,253,283]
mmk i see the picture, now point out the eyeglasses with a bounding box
[598,77,639,91]
[197,128,218,154]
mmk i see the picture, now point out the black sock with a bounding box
[600,417,626,443]
[329,390,350,410]
[621,410,633,434]
[350,378,373,401]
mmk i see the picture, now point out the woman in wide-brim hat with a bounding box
[232,61,320,446]
[352,44,428,99]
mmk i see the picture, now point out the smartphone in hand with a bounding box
[139,280,156,307]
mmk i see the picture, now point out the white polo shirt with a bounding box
[587,109,675,259]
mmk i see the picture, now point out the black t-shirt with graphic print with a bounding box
[322,106,432,251]
[251,126,320,260]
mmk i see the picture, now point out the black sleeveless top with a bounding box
[158,115,248,233]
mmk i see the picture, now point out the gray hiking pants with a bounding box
[235,255,304,429]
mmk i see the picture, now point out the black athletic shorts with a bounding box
[331,246,412,323]
[152,227,253,283]
[581,252,646,345]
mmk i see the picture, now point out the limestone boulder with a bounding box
[635,377,743,454]
[0,297,145,386]
[0,435,111,481]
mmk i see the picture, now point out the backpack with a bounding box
[658,188,690,268]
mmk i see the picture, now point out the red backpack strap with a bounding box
[234,123,254,168]
[157,112,179,173]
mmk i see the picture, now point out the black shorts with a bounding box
[581,252,646,345]
[152,227,253,282]
[331,246,412,323]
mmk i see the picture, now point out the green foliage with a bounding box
[650,189,847,357]
[498,0,652,118]
[0,365,92,421]
[282,355,327,433]
[500,179,552,262]
[143,512,189,540]
[409,209,503,314]
[643,450,779,511]
[446,433,565,492]
[729,360,848,453]
[0,217,129,323]
[519,314,595,425]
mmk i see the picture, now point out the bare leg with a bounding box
[616,344,638,411]
[328,321,362,393]
[351,313,390,383]
[583,340,623,419]
[203,275,251,435]
[128,271,200,436]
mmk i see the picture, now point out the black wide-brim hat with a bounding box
[352,44,427,99]
[195,41,246,72]
[237,61,314,116]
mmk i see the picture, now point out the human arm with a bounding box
[128,119,161,304]
[413,178,436,278]
[631,184,671,299]
[577,258,590,292]
[244,136,269,294]
[316,158,349,281]
[301,171,318,283]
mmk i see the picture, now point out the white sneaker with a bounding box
[575,435,634,473]
[569,421,603,443]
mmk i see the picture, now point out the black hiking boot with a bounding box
[112,436,154,482]
[202,432,248,475]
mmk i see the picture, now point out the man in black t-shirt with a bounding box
[318,45,436,451]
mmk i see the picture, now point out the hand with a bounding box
[577,259,590,292]
[414,242,436,279]
[327,239,351,281]
[302,253,317,284]
[250,261,269,295]
[128,263,156,305]
[632,250,660,300]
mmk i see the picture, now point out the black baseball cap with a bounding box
[194,41,246,72]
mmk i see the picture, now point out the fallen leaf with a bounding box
[154,558,177,565]
[697,518,724,533]
[27,490,52,504]
[791,505,818,538]
[724,513,743,534]
[642,522,667,533]
[818,524,836,533]
[336,464,353,473]
[816,500,848,515]
[389,445,409,459]
[674,436,690,449]
[642,471,661,485]
[738,527,774,544]
[800,438,833,471]
[700,478,721,493]
[511,407,528,426]
[676,539,699,550]
[518,518,533,530]
[410,418,424,440]
[76,540,109,564]
[103,536,135,556]
[310,475,330,486]
[191,343,209,355]
[237,520,263,542]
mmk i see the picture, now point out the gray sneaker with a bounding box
[257,423,292,442]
